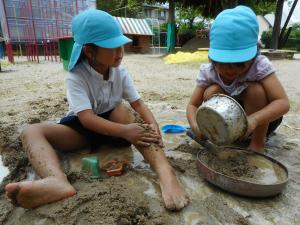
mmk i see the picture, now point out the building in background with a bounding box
[115,17,153,53]
[0,0,96,63]
[257,15,272,40]
[143,3,168,24]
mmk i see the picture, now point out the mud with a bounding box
[197,148,287,184]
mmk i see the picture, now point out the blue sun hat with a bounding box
[68,9,132,71]
[208,6,259,63]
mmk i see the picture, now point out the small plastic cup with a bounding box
[81,156,101,178]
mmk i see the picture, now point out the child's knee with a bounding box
[21,123,47,141]
[109,104,135,124]
[203,84,224,101]
[244,82,267,103]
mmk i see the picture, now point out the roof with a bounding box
[115,17,153,36]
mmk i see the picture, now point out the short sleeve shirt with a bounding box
[65,60,140,115]
[196,55,275,95]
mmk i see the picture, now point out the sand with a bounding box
[0,55,300,225]
[197,147,288,185]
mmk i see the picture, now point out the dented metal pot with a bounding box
[196,94,248,145]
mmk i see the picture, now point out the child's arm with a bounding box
[130,99,160,132]
[247,73,290,134]
[130,99,157,124]
[77,109,159,147]
[186,86,206,138]
[130,99,163,146]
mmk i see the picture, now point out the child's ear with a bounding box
[82,45,93,59]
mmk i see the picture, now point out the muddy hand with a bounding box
[141,123,164,148]
[191,124,207,140]
[240,116,257,140]
[121,123,161,147]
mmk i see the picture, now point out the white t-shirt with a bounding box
[65,60,140,115]
[196,55,275,96]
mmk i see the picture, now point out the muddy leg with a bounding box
[242,83,269,152]
[5,123,87,208]
[109,104,189,211]
[138,145,189,210]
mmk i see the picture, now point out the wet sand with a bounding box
[0,55,300,224]
[198,147,288,185]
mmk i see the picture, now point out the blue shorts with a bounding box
[59,109,130,149]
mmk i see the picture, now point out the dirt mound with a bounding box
[180,37,209,52]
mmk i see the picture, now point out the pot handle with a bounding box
[186,128,217,152]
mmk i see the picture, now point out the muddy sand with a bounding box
[197,147,287,185]
[0,55,300,225]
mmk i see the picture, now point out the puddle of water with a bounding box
[181,176,212,199]
[67,145,152,174]
[162,133,187,150]
[165,150,193,160]
[153,108,190,150]
[183,212,202,225]
[247,155,288,184]
[67,145,133,173]
[143,177,159,199]
[217,150,239,160]
[0,155,9,183]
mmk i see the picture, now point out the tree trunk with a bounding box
[270,0,284,49]
[167,0,175,52]
[221,0,238,9]
[279,0,298,48]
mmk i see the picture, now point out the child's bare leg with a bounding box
[138,146,189,210]
[5,123,87,208]
[242,82,269,152]
[109,104,189,210]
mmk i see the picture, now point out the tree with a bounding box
[96,0,144,18]
[176,4,205,30]
[176,4,207,46]
[153,0,275,18]
[96,0,277,51]
[278,0,299,48]
[270,0,284,49]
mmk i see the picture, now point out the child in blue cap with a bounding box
[187,6,289,152]
[5,9,189,210]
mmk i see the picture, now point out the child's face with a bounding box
[212,60,253,84]
[97,46,124,67]
[86,45,124,68]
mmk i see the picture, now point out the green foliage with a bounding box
[261,24,300,51]
[285,24,300,50]
[153,0,276,17]
[159,23,168,32]
[261,30,272,48]
[96,0,144,18]
[176,4,205,30]
[176,3,208,46]
[290,24,300,38]
[245,1,276,15]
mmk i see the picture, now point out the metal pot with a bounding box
[196,94,248,145]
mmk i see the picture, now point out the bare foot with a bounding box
[5,176,76,209]
[159,167,189,211]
